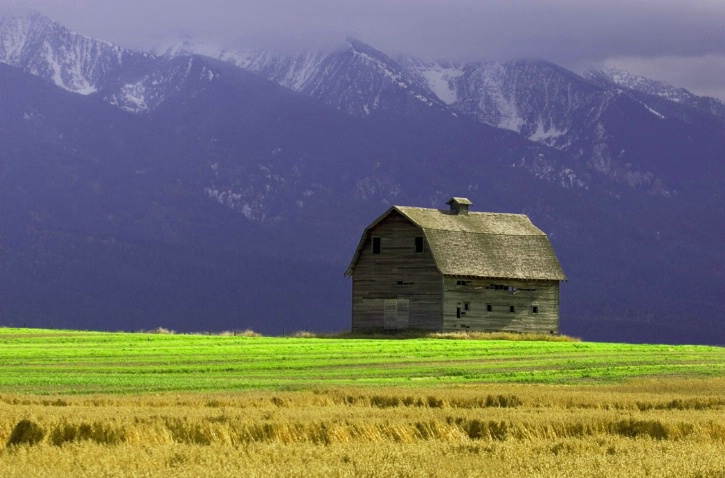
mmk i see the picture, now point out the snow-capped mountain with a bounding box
[5,12,712,197]
[587,68,699,103]
[1,12,724,345]
[404,58,724,196]
[104,55,226,114]
[167,38,450,118]
[406,59,593,142]
[0,12,151,95]
[399,58,466,105]
[584,68,725,123]
[158,34,724,196]
[162,41,590,189]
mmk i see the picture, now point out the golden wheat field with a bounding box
[2,379,725,477]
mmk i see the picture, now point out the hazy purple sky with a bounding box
[3,0,725,99]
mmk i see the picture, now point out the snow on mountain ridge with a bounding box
[404,58,680,195]
[399,58,464,105]
[220,49,329,92]
[105,56,217,114]
[0,12,148,95]
[160,36,446,117]
[0,13,34,61]
[156,37,223,59]
[583,67,725,122]
[587,68,691,103]
[1,14,710,199]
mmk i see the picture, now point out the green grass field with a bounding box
[1,327,723,394]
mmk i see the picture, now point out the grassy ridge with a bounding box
[1,328,724,394]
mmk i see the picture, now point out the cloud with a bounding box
[3,1,723,58]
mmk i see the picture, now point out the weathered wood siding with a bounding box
[351,211,443,331]
[442,277,559,334]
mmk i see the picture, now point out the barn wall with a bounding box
[351,212,443,331]
[442,277,559,334]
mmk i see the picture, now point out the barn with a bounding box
[345,197,567,333]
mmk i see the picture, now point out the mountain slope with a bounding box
[0,58,566,332]
[3,57,723,344]
[172,39,451,119]
[0,61,352,333]
[405,58,725,198]
[584,68,725,123]
[0,12,152,94]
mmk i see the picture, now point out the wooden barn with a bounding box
[345,197,567,333]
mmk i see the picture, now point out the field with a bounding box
[1,328,724,477]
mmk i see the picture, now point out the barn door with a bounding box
[383,300,397,330]
[384,298,409,330]
[396,298,409,329]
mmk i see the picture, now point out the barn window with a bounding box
[509,305,516,313]
[489,284,510,290]
[372,237,381,254]
[414,236,424,253]
[532,306,539,314]
[456,306,462,318]
[486,304,492,312]
[457,280,470,286]
[464,302,470,311]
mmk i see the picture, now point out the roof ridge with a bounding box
[422,227,544,236]
[395,205,527,216]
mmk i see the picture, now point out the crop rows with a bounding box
[2,381,725,477]
[1,328,724,394]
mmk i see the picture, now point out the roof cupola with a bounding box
[446,197,472,215]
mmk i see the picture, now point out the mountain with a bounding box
[0,58,352,333]
[583,68,725,123]
[0,12,152,94]
[0,51,570,336]
[1,13,724,344]
[200,39,451,119]
[169,40,724,198]
[404,59,725,199]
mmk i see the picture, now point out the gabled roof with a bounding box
[345,203,566,281]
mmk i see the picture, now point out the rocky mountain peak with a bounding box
[583,67,725,122]
[0,12,148,95]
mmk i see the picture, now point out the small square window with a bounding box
[464,302,470,311]
[372,237,381,254]
[486,304,492,312]
[532,306,539,314]
[509,305,515,313]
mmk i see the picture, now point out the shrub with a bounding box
[237,329,263,337]
[148,327,175,334]
[292,331,317,338]
[7,419,45,446]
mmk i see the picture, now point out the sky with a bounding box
[3,0,725,100]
